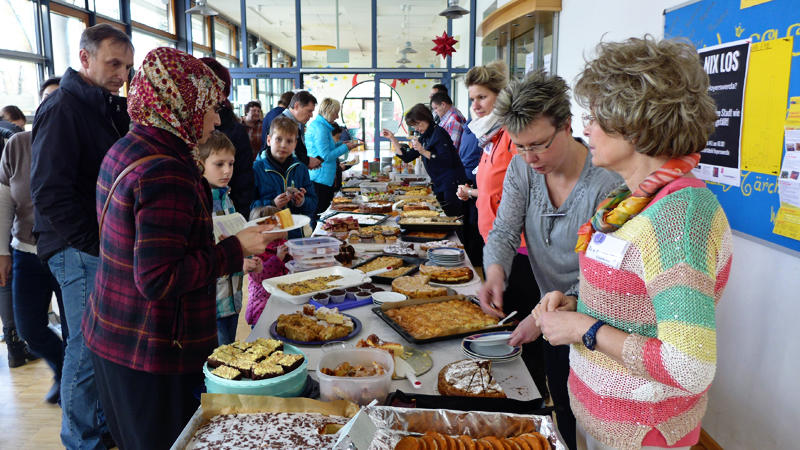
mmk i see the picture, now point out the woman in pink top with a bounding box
[533,37,732,449]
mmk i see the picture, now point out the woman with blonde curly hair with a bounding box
[307,97,360,216]
[534,36,733,450]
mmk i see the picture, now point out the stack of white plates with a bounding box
[461,331,521,363]
[371,291,407,306]
[427,247,465,267]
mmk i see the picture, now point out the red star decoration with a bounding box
[431,31,457,59]
[398,78,409,85]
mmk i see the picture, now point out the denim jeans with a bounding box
[48,247,107,450]
[216,314,239,345]
[13,249,64,380]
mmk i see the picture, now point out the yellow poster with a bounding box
[740,0,772,8]
[773,203,800,241]
[741,37,793,175]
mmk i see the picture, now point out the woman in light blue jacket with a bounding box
[306,98,360,217]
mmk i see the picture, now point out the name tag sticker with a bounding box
[585,232,630,269]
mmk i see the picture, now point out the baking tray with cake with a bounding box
[325,211,388,226]
[372,295,516,345]
[400,230,451,242]
[397,215,463,232]
[261,266,371,304]
[351,254,427,284]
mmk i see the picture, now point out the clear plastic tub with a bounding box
[317,348,394,405]
[285,257,340,273]
[359,181,389,194]
[286,236,341,259]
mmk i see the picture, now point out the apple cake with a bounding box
[391,274,448,299]
[418,264,473,284]
[383,298,497,339]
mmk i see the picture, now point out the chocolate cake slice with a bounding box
[210,365,242,380]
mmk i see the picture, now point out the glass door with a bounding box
[371,73,443,160]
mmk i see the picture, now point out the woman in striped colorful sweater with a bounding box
[534,37,733,450]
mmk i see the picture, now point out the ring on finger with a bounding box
[542,334,548,342]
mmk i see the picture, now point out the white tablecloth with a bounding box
[247,230,540,401]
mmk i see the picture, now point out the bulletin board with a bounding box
[665,0,800,252]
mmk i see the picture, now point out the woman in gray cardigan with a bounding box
[478,71,620,450]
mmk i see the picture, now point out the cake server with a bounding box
[395,355,422,389]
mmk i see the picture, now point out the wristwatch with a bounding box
[582,320,606,351]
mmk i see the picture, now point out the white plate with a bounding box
[261,266,371,304]
[261,214,311,233]
[463,331,513,346]
[462,340,522,361]
[371,291,407,304]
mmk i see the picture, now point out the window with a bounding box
[0,0,38,53]
[0,59,41,116]
[300,0,371,68]
[213,18,238,67]
[191,14,209,47]
[214,18,234,56]
[131,29,175,70]
[50,11,87,75]
[377,0,448,69]
[242,0,295,67]
[131,0,174,34]
[95,0,120,20]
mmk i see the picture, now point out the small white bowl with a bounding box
[371,291,407,304]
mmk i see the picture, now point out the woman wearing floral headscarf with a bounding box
[83,47,280,449]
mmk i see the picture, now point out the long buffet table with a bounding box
[247,223,540,401]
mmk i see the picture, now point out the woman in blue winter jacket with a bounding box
[306,98,361,217]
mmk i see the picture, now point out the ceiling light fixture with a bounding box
[396,56,411,64]
[399,41,417,54]
[251,41,268,56]
[439,0,468,19]
[186,0,218,16]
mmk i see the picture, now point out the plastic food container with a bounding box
[359,181,389,194]
[203,343,308,397]
[317,348,394,405]
[285,257,339,273]
[286,237,341,259]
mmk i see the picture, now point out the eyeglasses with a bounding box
[581,113,597,128]
[516,127,559,155]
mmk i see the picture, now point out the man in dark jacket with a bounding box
[281,91,322,169]
[260,90,294,147]
[199,57,255,217]
[30,24,133,450]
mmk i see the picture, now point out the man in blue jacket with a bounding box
[30,24,133,450]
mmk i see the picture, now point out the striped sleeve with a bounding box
[621,189,732,394]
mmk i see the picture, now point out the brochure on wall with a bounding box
[692,39,750,187]
[777,144,800,207]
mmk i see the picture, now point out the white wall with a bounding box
[556,1,800,449]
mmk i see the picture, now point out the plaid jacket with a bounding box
[83,125,244,374]
[439,107,466,150]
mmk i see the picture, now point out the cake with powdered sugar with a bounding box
[437,359,506,398]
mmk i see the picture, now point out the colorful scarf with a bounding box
[575,153,701,252]
[128,47,225,149]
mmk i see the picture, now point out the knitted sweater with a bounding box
[571,178,733,450]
